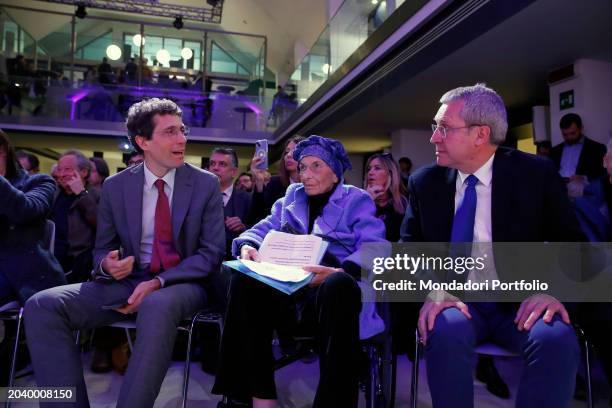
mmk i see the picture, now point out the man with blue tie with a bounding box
[401,84,585,407]
[24,98,225,407]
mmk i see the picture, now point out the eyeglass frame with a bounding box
[431,123,486,139]
[154,124,190,139]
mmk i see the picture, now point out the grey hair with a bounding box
[60,149,91,180]
[439,83,508,145]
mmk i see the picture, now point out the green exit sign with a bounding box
[560,90,574,110]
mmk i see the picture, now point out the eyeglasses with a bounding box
[431,123,483,139]
[157,125,190,139]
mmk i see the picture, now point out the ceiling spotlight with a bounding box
[132,34,145,47]
[206,0,221,7]
[75,4,87,19]
[181,47,193,60]
[106,44,122,61]
[173,16,184,30]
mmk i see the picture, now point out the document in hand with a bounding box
[222,231,329,295]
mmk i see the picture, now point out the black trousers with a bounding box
[212,271,362,407]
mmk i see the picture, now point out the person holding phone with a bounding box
[249,135,305,224]
[0,130,65,384]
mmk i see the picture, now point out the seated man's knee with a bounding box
[24,288,61,316]
[427,308,474,350]
[528,317,579,358]
[138,289,182,322]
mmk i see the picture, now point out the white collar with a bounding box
[457,152,495,188]
[222,184,234,197]
[143,162,176,190]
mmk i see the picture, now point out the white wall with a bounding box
[390,129,435,172]
[549,59,612,146]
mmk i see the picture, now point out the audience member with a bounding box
[398,156,412,189]
[551,113,606,182]
[50,150,100,282]
[249,135,305,224]
[50,163,59,183]
[401,83,584,408]
[0,130,65,384]
[89,156,110,189]
[126,151,144,167]
[212,135,386,407]
[210,147,252,260]
[535,140,552,157]
[125,58,138,82]
[98,57,113,84]
[235,172,254,193]
[25,98,225,407]
[16,150,40,174]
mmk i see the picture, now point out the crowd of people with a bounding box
[0,84,611,407]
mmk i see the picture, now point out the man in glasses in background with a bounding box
[25,98,225,407]
[401,83,584,408]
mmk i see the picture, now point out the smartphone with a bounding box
[102,302,127,310]
[255,139,268,170]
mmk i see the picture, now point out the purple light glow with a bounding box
[68,90,90,121]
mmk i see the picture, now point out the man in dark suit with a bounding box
[25,98,225,407]
[551,112,606,182]
[401,84,584,408]
[209,147,251,260]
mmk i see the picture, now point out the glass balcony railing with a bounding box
[0,74,278,133]
[282,0,408,124]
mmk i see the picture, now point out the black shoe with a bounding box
[217,397,252,408]
[476,355,510,399]
[90,348,112,374]
[574,374,587,401]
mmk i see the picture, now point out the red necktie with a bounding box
[150,179,181,274]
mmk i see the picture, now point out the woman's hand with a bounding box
[303,265,342,286]
[250,156,267,193]
[366,184,386,201]
[240,244,261,262]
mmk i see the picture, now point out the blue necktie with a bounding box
[451,174,478,242]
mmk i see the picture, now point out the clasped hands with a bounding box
[101,249,161,314]
[240,244,342,286]
[417,290,570,345]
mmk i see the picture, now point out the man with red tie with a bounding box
[24,98,225,407]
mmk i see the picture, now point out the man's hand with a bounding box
[225,216,246,233]
[514,293,570,331]
[66,174,85,195]
[115,279,161,314]
[418,290,472,345]
[240,244,261,262]
[303,265,342,287]
[101,250,134,280]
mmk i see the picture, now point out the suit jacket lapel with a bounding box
[438,168,457,241]
[124,165,144,262]
[491,148,512,241]
[172,164,194,249]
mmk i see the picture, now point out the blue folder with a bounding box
[223,260,314,295]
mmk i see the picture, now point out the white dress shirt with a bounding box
[140,163,176,268]
[221,184,233,207]
[454,153,497,283]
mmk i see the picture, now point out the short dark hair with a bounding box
[0,130,20,179]
[398,157,412,166]
[89,156,110,179]
[16,150,39,171]
[126,98,183,154]
[238,172,252,180]
[211,147,238,168]
[560,113,582,129]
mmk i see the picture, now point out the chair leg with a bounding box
[583,336,593,408]
[367,345,377,408]
[124,328,133,353]
[410,329,420,408]
[181,313,199,408]
[7,308,23,387]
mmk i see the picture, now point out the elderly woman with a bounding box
[212,135,386,407]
